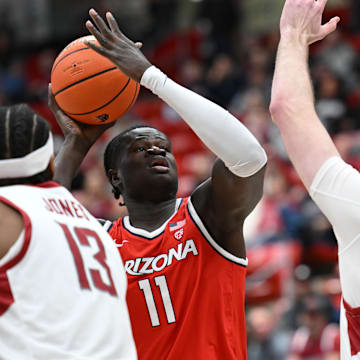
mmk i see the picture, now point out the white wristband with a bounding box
[141,66,267,177]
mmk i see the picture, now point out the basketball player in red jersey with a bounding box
[53,9,267,359]
[270,0,360,358]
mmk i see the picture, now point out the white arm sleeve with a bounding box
[140,66,267,177]
[310,157,360,307]
[310,156,360,252]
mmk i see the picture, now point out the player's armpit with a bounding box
[0,201,24,259]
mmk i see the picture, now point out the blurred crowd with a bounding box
[2,0,360,358]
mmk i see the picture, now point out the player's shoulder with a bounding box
[101,217,125,240]
[311,156,360,192]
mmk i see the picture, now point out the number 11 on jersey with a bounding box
[138,275,176,327]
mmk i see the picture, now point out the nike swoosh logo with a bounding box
[116,240,129,247]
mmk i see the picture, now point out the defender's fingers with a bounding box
[317,0,330,12]
[89,9,111,36]
[135,42,143,49]
[321,16,340,37]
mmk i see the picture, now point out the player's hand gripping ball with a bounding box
[50,35,140,125]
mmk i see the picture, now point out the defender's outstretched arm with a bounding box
[270,0,340,189]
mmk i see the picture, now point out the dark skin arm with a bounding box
[191,161,265,258]
[54,9,266,259]
[0,202,24,259]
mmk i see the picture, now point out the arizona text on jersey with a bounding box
[108,197,248,360]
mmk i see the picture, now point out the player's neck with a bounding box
[126,198,177,232]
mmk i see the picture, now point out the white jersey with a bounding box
[0,181,137,360]
[310,156,360,360]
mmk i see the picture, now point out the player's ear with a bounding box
[108,168,122,188]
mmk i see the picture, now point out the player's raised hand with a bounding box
[48,84,113,149]
[85,9,151,83]
[280,0,340,45]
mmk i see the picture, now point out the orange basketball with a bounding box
[51,35,140,125]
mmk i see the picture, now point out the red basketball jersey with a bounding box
[109,197,248,359]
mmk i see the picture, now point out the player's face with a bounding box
[116,128,178,202]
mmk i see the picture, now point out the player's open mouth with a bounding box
[150,158,169,173]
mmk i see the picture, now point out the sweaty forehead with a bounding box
[127,127,168,142]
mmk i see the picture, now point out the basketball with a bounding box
[51,35,140,125]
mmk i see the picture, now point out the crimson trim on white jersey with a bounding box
[343,298,360,357]
[0,196,32,316]
[29,181,61,188]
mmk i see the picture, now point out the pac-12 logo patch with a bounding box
[174,228,184,240]
[169,219,186,241]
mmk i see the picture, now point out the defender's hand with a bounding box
[85,9,151,83]
[280,0,340,45]
[48,84,113,150]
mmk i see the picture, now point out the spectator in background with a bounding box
[25,48,56,102]
[314,67,347,133]
[281,265,313,331]
[205,54,243,107]
[0,26,15,68]
[247,305,291,360]
[350,0,360,33]
[313,31,358,91]
[179,58,206,95]
[231,41,272,117]
[0,60,26,103]
[198,0,240,54]
[288,293,340,360]
[74,165,116,220]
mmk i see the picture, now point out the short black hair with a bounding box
[0,104,52,187]
[104,124,165,199]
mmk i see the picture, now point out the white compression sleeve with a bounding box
[140,66,267,177]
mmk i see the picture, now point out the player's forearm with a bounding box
[54,136,90,190]
[141,66,267,177]
[269,36,339,188]
[270,36,316,125]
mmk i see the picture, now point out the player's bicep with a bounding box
[277,112,339,189]
[191,159,265,258]
[192,159,265,230]
[310,157,360,251]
